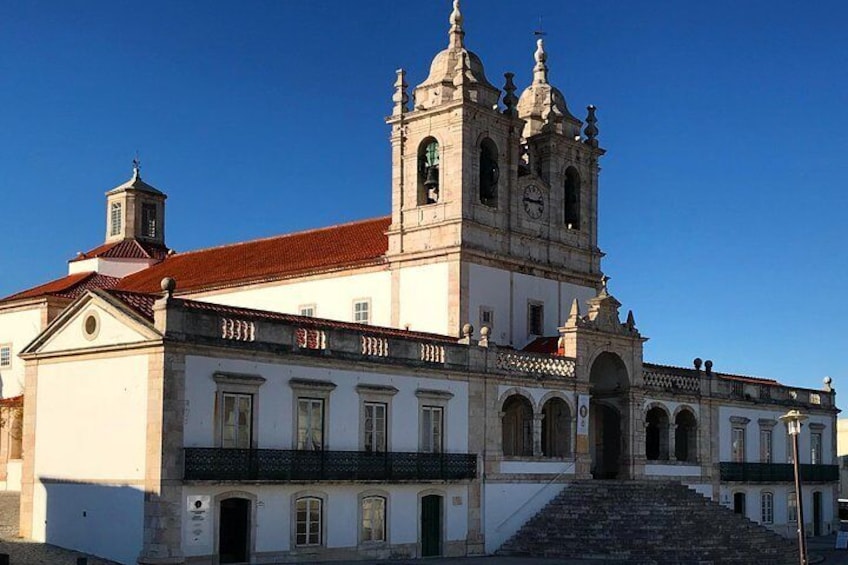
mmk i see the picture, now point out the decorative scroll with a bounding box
[420,343,445,363]
[495,352,576,378]
[643,369,700,393]
[361,336,389,357]
[221,318,255,342]
[296,328,326,350]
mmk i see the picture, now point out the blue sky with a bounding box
[1,1,846,391]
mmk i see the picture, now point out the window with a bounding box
[421,406,443,453]
[787,492,798,523]
[528,302,544,336]
[297,398,324,451]
[354,299,371,325]
[360,495,386,543]
[0,345,11,368]
[479,307,494,332]
[364,402,387,453]
[110,202,122,236]
[732,427,746,462]
[221,393,252,448]
[760,428,773,463]
[141,202,157,238]
[811,431,823,464]
[760,491,774,524]
[299,304,316,317]
[295,497,323,547]
[564,166,581,229]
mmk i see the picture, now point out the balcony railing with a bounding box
[184,448,477,482]
[719,462,839,483]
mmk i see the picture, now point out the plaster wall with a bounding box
[0,306,42,398]
[40,303,149,354]
[67,258,156,278]
[483,481,563,553]
[188,271,392,328]
[718,483,836,537]
[397,262,450,335]
[183,356,469,453]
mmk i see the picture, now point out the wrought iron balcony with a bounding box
[719,462,839,483]
[184,448,477,482]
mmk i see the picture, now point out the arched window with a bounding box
[418,138,440,205]
[502,395,533,457]
[564,166,580,229]
[674,409,698,462]
[541,398,571,457]
[479,138,499,207]
[360,495,386,543]
[295,496,323,547]
[645,406,670,461]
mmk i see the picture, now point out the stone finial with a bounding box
[694,357,703,371]
[161,277,176,299]
[479,325,491,347]
[625,310,636,331]
[533,38,549,85]
[462,323,474,338]
[599,274,610,296]
[502,72,518,116]
[392,68,409,116]
[584,105,599,148]
[448,0,465,49]
[704,359,713,376]
[542,88,564,132]
[824,376,833,392]
[564,298,581,328]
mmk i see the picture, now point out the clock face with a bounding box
[522,185,544,219]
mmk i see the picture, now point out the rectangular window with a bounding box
[297,398,324,450]
[787,492,798,523]
[221,393,252,448]
[0,345,11,368]
[479,307,494,331]
[354,299,371,324]
[110,202,122,236]
[364,402,387,453]
[759,429,772,463]
[528,302,544,336]
[141,203,157,238]
[421,406,444,453]
[731,427,745,462]
[811,432,822,464]
[299,304,316,317]
[761,492,774,524]
[295,497,323,546]
[361,496,386,543]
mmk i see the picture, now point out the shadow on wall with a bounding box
[42,478,145,565]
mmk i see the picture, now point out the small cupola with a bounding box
[516,39,581,139]
[104,159,167,246]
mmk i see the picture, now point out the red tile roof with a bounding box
[108,290,158,320]
[522,336,560,354]
[116,216,391,294]
[0,272,121,303]
[70,239,170,262]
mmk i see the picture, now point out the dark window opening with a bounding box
[479,138,499,207]
[418,139,440,205]
[564,167,580,229]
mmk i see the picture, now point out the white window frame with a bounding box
[527,300,544,336]
[220,392,253,449]
[353,299,371,325]
[0,344,11,369]
[760,491,774,524]
[730,417,750,463]
[290,378,336,451]
[299,304,316,317]
[293,494,325,548]
[110,201,122,236]
[356,384,397,453]
[213,372,265,449]
[787,491,798,523]
[758,419,775,464]
[359,492,388,545]
[416,389,453,454]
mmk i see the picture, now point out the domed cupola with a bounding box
[412,0,500,110]
[516,39,581,139]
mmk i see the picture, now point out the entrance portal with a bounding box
[421,494,443,557]
[219,497,250,564]
[588,352,630,479]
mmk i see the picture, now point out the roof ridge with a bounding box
[167,215,390,258]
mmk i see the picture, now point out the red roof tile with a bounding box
[1,272,121,303]
[71,239,170,262]
[116,216,390,294]
[107,290,158,320]
[522,336,560,354]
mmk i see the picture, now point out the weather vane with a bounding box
[133,151,141,176]
[534,16,547,38]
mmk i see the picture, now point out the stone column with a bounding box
[669,423,678,462]
[533,413,544,457]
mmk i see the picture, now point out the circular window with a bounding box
[82,312,100,340]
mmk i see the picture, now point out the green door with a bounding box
[421,495,442,557]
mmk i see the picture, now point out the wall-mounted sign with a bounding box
[187,495,211,547]
[577,394,590,436]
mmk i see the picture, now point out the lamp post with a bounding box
[780,409,808,565]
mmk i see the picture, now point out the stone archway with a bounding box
[589,351,630,479]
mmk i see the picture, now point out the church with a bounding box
[0,2,838,563]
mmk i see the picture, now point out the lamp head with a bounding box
[779,409,808,436]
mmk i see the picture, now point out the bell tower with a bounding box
[104,159,167,247]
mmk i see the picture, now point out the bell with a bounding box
[424,166,439,188]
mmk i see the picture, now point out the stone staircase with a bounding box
[497,480,798,564]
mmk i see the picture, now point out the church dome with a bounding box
[516,39,581,138]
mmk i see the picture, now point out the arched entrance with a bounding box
[589,352,630,479]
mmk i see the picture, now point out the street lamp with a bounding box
[780,409,808,565]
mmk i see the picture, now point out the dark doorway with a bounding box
[219,497,250,564]
[592,403,621,479]
[421,494,442,557]
[733,492,746,515]
[813,491,822,536]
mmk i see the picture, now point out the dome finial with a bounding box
[449,0,464,49]
[533,38,549,85]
